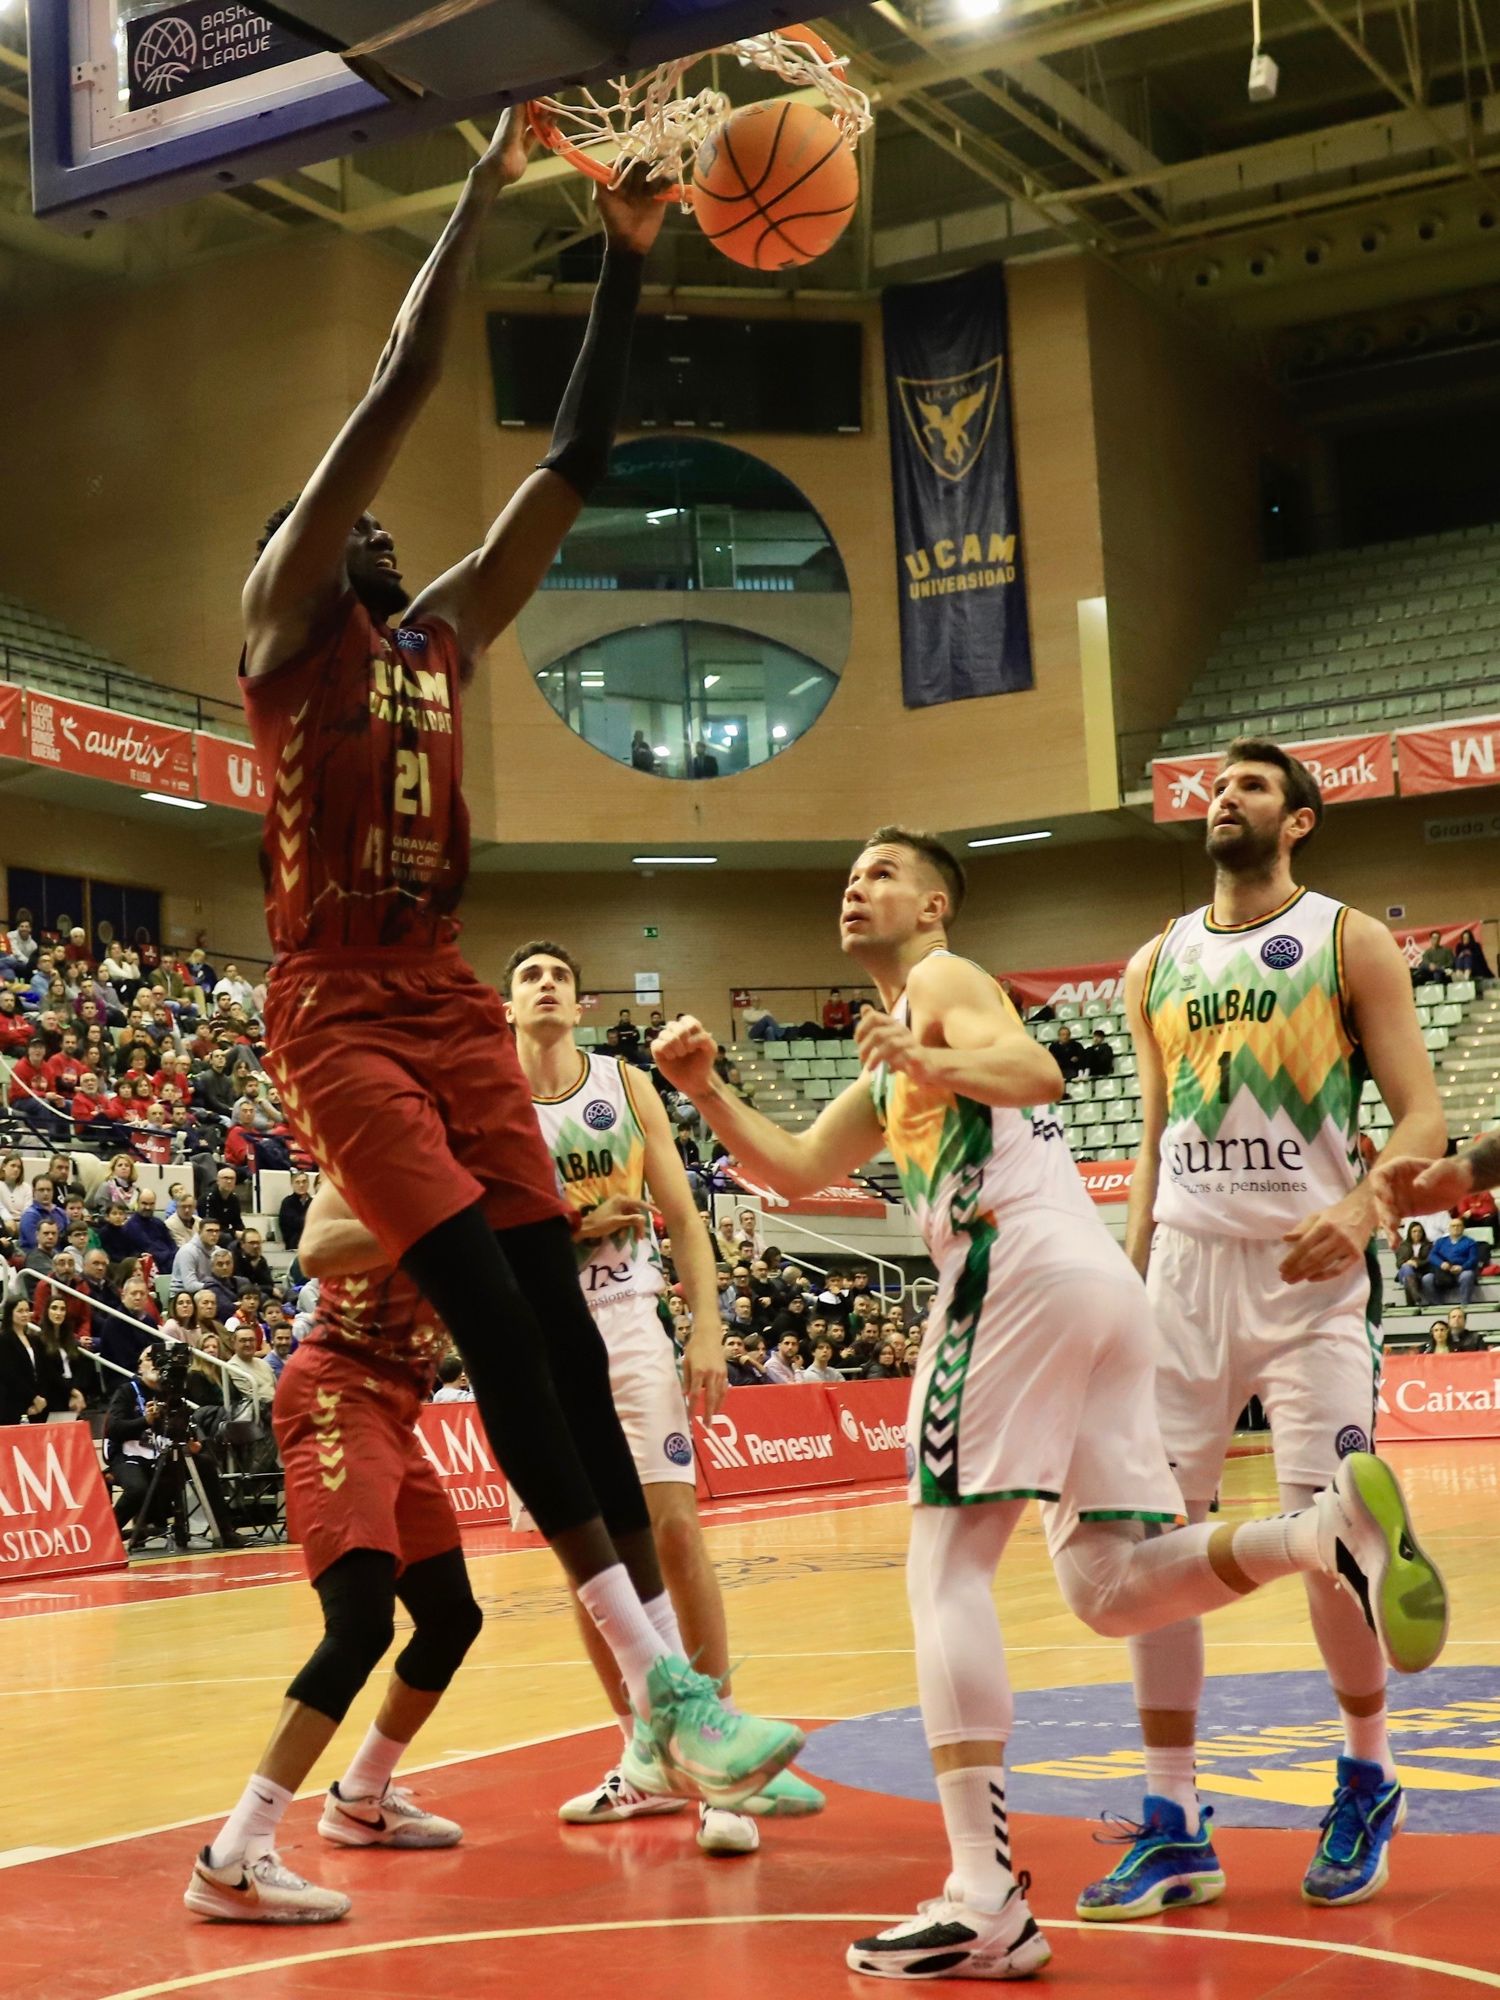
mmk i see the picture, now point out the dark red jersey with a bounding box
[302,1268,448,1389]
[241,596,469,956]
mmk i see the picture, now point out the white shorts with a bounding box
[592,1292,695,1487]
[1146,1224,1381,1505]
[906,1216,1183,1557]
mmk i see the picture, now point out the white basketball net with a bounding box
[532,32,873,204]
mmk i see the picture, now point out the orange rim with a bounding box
[524,24,845,196]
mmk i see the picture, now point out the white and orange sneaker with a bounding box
[184,1847,350,1924]
[318,1782,462,1848]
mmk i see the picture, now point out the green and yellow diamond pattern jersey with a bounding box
[532,1049,665,1306]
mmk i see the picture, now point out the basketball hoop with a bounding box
[526,25,872,210]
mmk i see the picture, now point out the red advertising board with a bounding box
[25,691,194,797]
[1152,732,1394,824]
[195,732,267,813]
[1389,916,1483,968]
[0,681,23,760]
[1001,960,1125,1013]
[414,1405,509,1526]
[0,1423,126,1581]
[1075,1159,1135,1204]
[1395,715,1500,797]
[693,1379,908,1499]
[1378,1352,1500,1444]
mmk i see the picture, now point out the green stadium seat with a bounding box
[1448,981,1476,1006]
[1423,1026,1450,1051]
[785,1060,810,1079]
[789,1040,817,1059]
[765,1042,789,1061]
[815,1039,843,1057]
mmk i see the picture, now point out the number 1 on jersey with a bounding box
[1217,1049,1233,1104]
[394,748,431,818]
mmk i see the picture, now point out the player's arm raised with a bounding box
[1280,911,1447,1283]
[1122,939,1167,1279]
[654,1018,885,1202]
[631,1075,727,1419]
[408,173,666,667]
[298,1178,387,1279]
[243,111,531,676]
[854,954,1064,1110]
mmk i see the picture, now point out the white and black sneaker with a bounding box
[318,1782,462,1848]
[847,1875,1051,1982]
[558,1763,688,1825]
[696,1802,760,1855]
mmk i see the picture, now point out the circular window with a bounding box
[517,438,849,778]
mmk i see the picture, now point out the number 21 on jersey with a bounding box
[395,749,431,817]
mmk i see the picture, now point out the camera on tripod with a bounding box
[151,1340,194,1445]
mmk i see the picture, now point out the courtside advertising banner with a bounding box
[0,681,23,760]
[0,1423,126,1580]
[195,732,267,812]
[1075,1159,1135,1204]
[1395,715,1500,796]
[414,1406,509,1526]
[693,1380,907,1499]
[1378,1354,1500,1443]
[25,692,195,797]
[1002,959,1126,1013]
[1152,732,1394,824]
[883,263,1032,709]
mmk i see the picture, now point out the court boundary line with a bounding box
[94,1911,1500,2000]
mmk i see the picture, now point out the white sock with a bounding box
[339,1723,406,1803]
[577,1563,665,1717]
[1228,1508,1322,1585]
[936,1765,1015,1914]
[1343,1705,1397,1782]
[1143,1745,1199,1831]
[209,1774,294,1867]
[643,1590,686,1660]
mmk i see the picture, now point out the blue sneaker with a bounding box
[1075,1798,1225,1922]
[1302,1756,1406,1906]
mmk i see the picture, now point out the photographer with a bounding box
[105,1341,239,1548]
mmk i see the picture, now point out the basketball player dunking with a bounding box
[1077,739,1447,1925]
[239,110,800,1828]
[503,940,825,1856]
[654,825,1447,1983]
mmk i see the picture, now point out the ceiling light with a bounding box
[632,855,717,865]
[144,793,208,811]
[723,723,740,736]
[771,724,788,740]
[787,675,821,698]
[702,674,721,689]
[646,507,682,523]
[956,0,1002,16]
[967,829,1052,848]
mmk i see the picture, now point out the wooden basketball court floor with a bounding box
[3,1442,1499,1999]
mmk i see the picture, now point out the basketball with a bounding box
[691,100,860,271]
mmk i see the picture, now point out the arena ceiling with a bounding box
[2,1,1499,352]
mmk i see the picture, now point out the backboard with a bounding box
[29,0,873,230]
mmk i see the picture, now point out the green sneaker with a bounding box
[618,1714,676,1799]
[646,1654,804,1810]
[1319,1453,1449,1674]
[740,1766,825,1818]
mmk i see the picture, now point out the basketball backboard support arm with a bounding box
[29,0,873,230]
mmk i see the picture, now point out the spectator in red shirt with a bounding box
[222,1102,263,1174]
[11,1040,66,1139]
[0,990,32,1052]
[72,1072,126,1143]
[822,988,852,1036]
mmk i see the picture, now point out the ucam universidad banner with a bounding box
[883,264,1032,709]
[0,1422,126,1581]
[1152,732,1394,823]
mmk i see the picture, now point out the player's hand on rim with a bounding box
[595,160,669,258]
[855,1008,939,1086]
[470,105,533,196]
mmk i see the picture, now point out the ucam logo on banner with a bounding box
[1395,715,1500,796]
[1152,732,1395,824]
[0,1423,126,1580]
[195,732,267,812]
[26,692,195,797]
[1001,960,1125,1013]
[1378,1353,1500,1443]
[414,1406,508,1525]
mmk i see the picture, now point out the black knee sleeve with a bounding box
[392,1547,483,1694]
[287,1549,397,1722]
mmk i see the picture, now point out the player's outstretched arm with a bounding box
[855,954,1064,1110]
[631,1075,727,1417]
[408,170,667,667]
[243,110,531,676]
[654,1017,884,1201]
[1122,938,1167,1278]
[298,1177,387,1279]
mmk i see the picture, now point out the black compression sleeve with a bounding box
[538,248,645,500]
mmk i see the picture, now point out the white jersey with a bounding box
[1144,886,1363,1241]
[531,1050,665,1309]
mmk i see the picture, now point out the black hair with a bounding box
[255,495,301,562]
[864,824,967,921]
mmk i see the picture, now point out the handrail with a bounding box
[0,640,247,737]
[717,1199,912,1309]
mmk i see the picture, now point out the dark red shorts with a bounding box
[263,945,565,1265]
[274,1342,459,1583]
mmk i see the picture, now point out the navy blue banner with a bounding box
[882,265,1032,709]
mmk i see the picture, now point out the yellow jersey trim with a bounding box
[1203,884,1307,936]
[530,1049,590,1107]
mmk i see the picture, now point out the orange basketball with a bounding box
[691,100,859,272]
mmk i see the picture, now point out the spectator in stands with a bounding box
[1457,1183,1498,1247]
[1454,928,1493,982]
[822,988,851,1037]
[728,1295,756,1339]
[106,1341,238,1547]
[91,1154,138,1213]
[265,1323,298,1380]
[277,1170,312,1252]
[863,1340,901,1381]
[202,1166,246,1240]
[773,1295,811,1350]
[18,1219,62,1280]
[1415,930,1455,988]
[225,1288,266,1342]
[226,1324,276,1426]
[764,1332,805,1384]
[1422,1214,1484,1307]
[723,1333,760,1386]
[1397,1222,1434,1306]
[72,1071,127,1147]
[19,1175,63,1251]
[165,1188,199,1249]
[6,918,37,969]
[430,1352,472,1403]
[96,1274,160,1374]
[48,1153,85,1203]
[168,1290,199,1342]
[614,1010,642,1058]
[839,1326,878,1376]
[233,1227,274,1295]
[630,730,656,773]
[193,1289,231,1355]
[1446,1305,1482,1352]
[124,1189,177,1268]
[193,1046,238,1122]
[98,1199,134,1263]
[35,1295,92,1413]
[0,1154,27,1229]
[1422,1318,1455,1355]
[81,1245,122,1317]
[213,964,258,1017]
[1082,1029,1116,1079]
[204,1248,240,1323]
[1051,1024,1087,1083]
[0,990,31,1053]
[803,1338,841,1384]
[172,1215,222,1295]
[11,1039,64,1139]
[740,995,789,1044]
[0,1296,47,1425]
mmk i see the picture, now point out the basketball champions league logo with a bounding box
[895,357,1005,483]
[132,15,199,97]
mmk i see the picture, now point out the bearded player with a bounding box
[654,825,1446,1982]
[1077,739,1446,1926]
[504,941,825,1857]
[240,112,799,1814]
